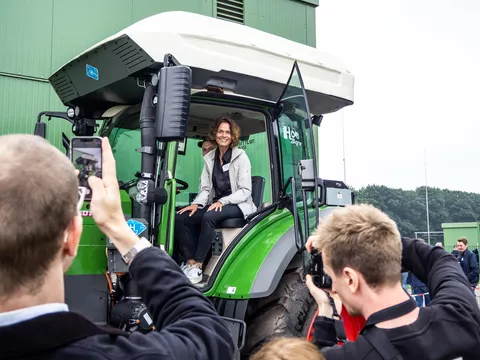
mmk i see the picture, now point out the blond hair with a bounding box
[311,204,402,287]
[250,337,324,360]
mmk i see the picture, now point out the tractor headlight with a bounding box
[67,107,75,119]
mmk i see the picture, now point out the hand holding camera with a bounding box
[305,237,342,318]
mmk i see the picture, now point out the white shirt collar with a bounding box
[0,303,69,327]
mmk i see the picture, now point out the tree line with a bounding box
[353,185,480,238]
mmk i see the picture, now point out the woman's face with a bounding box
[215,122,232,148]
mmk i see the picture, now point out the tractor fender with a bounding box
[249,226,298,298]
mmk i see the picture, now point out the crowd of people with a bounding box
[0,117,480,359]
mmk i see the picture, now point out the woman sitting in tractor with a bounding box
[175,116,257,284]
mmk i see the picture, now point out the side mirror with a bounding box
[312,115,323,127]
[322,180,353,207]
[155,65,192,142]
[34,122,47,138]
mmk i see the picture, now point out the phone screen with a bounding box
[71,137,102,200]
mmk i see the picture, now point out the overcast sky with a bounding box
[314,0,480,193]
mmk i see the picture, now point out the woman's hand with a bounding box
[208,202,223,212]
[177,204,199,216]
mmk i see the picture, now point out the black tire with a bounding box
[242,263,317,357]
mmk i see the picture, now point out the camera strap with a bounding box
[359,297,418,360]
[323,291,347,343]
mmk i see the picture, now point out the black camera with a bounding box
[307,248,332,288]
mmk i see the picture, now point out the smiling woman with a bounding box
[174,116,257,284]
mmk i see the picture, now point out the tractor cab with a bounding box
[34,11,356,355]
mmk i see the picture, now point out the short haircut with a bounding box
[209,116,241,147]
[458,237,468,246]
[0,134,78,296]
[311,204,402,288]
[250,337,324,360]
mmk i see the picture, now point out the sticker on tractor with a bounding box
[226,287,237,295]
[80,210,92,217]
[127,219,147,236]
[86,64,99,80]
[282,126,302,147]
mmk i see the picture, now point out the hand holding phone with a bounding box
[70,136,103,200]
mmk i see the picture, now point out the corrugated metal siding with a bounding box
[133,0,213,21]
[0,75,72,150]
[50,0,134,74]
[244,0,315,46]
[0,0,53,79]
[0,0,317,143]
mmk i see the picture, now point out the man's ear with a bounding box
[64,215,83,258]
[343,267,360,294]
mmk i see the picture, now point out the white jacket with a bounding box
[192,146,257,219]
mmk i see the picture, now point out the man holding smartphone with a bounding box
[0,134,236,359]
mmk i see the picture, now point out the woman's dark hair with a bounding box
[209,116,241,148]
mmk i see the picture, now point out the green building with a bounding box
[0,0,318,149]
[442,222,480,251]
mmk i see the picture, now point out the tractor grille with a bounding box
[216,0,244,24]
[112,40,149,71]
[50,71,78,100]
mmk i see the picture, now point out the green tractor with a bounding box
[34,11,355,357]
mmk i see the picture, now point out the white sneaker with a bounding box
[180,262,188,272]
[185,264,203,284]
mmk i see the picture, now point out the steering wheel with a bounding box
[176,179,189,192]
[119,178,138,191]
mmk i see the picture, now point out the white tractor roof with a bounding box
[55,11,354,115]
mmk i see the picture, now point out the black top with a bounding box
[0,247,236,359]
[212,148,232,202]
[314,237,480,360]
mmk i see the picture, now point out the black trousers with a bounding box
[174,204,243,263]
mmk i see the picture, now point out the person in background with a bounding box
[250,337,325,360]
[455,237,479,295]
[407,271,431,306]
[451,243,459,257]
[407,238,431,306]
[198,138,217,157]
[401,272,409,292]
[435,242,443,248]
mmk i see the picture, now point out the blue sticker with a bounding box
[127,219,147,236]
[86,64,99,80]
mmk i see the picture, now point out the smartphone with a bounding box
[70,136,103,200]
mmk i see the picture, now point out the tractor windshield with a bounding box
[106,101,273,209]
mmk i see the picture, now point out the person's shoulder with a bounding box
[59,332,170,359]
[322,336,380,360]
[232,147,248,159]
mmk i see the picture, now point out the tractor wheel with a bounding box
[242,264,317,357]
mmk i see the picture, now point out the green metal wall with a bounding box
[0,0,317,147]
[442,222,480,248]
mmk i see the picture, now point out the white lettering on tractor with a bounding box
[282,126,302,147]
[81,210,92,217]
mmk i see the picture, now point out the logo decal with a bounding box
[86,64,99,80]
[282,126,302,147]
[127,219,147,236]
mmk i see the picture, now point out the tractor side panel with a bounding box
[64,190,132,324]
[205,209,294,299]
